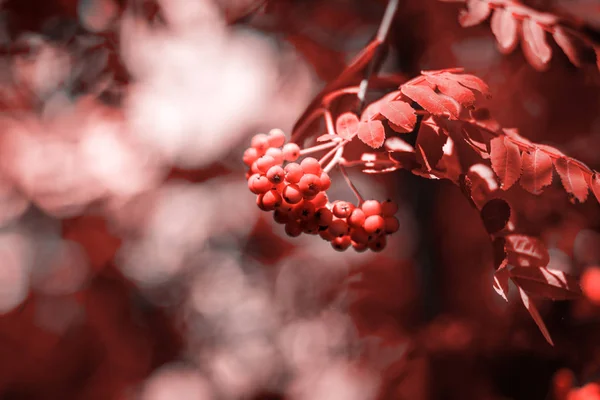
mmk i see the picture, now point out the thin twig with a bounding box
[338,163,365,204]
[357,0,399,110]
[299,141,338,156]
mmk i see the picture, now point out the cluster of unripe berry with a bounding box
[244,129,400,252]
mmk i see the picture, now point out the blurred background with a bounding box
[0,0,599,399]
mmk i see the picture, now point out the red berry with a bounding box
[266,165,285,184]
[285,220,303,237]
[347,208,366,228]
[243,148,259,166]
[273,209,290,224]
[381,199,399,217]
[310,192,328,209]
[284,163,303,184]
[361,200,382,217]
[282,184,303,204]
[582,267,600,305]
[298,174,322,198]
[300,157,322,175]
[282,143,301,161]
[301,219,320,235]
[319,229,336,241]
[293,201,316,220]
[319,172,331,191]
[315,207,333,226]
[384,216,400,234]
[352,241,368,252]
[350,227,369,244]
[256,155,277,173]
[364,215,385,234]
[368,235,387,252]
[277,197,295,212]
[333,201,355,218]
[328,219,349,237]
[250,161,261,175]
[258,190,282,211]
[251,133,270,153]
[265,147,284,165]
[331,236,351,251]
[248,174,272,194]
[268,128,286,148]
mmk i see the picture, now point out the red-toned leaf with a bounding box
[380,100,416,133]
[510,267,582,300]
[517,285,554,346]
[361,101,382,122]
[521,18,552,71]
[425,76,476,108]
[490,136,522,190]
[358,120,385,149]
[336,112,360,140]
[415,124,448,171]
[490,8,518,54]
[591,173,600,204]
[504,234,550,268]
[480,198,511,234]
[458,0,491,27]
[443,73,490,97]
[520,148,553,194]
[401,85,459,119]
[461,123,489,156]
[385,137,414,153]
[552,26,597,68]
[537,144,565,158]
[360,153,402,174]
[554,157,589,203]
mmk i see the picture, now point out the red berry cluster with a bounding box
[244,129,400,252]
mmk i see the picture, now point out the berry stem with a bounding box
[299,141,338,156]
[319,140,347,167]
[338,163,365,204]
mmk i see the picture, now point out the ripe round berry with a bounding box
[331,236,351,252]
[248,174,272,194]
[265,147,284,165]
[581,267,600,305]
[293,201,316,221]
[256,155,277,173]
[364,215,385,234]
[350,227,369,244]
[284,163,303,184]
[332,201,355,218]
[315,208,333,226]
[251,133,270,153]
[250,161,261,175]
[310,192,328,209]
[328,219,349,237]
[268,128,286,148]
[277,197,295,212]
[298,174,322,198]
[319,172,331,191]
[384,216,400,234]
[243,148,259,166]
[347,208,366,228]
[282,184,303,204]
[300,157,322,175]
[381,199,399,217]
[361,200,382,217]
[258,190,282,211]
[301,219,320,235]
[282,143,301,161]
[352,241,368,252]
[319,229,336,241]
[266,165,285,184]
[368,235,387,252]
[285,220,303,237]
[273,209,290,224]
